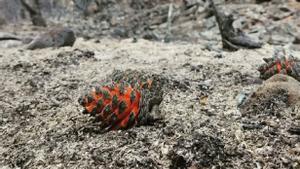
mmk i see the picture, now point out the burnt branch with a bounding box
[209,0,262,51]
[20,0,47,27]
[0,37,21,41]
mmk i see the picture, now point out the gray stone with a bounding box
[26,27,76,50]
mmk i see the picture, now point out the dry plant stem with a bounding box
[167,3,173,36]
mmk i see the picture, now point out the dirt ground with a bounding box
[1,37,300,169]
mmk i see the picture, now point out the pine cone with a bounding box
[78,69,166,130]
[258,50,300,81]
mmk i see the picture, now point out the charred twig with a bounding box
[0,33,29,42]
[20,0,47,27]
[241,122,264,130]
[288,127,300,135]
[72,0,89,16]
[0,37,21,41]
[0,33,33,44]
[171,3,200,23]
[209,0,262,51]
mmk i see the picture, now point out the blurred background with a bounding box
[0,0,299,49]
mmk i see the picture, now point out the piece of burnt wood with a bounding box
[0,37,21,41]
[209,0,262,51]
[255,0,272,3]
[20,0,47,27]
[288,127,300,135]
[0,32,33,44]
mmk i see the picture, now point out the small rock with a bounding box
[214,53,223,58]
[26,27,76,50]
[236,92,248,107]
[111,27,129,38]
[255,146,273,156]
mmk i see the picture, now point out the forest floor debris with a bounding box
[1,38,300,168]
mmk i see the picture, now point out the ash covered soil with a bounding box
[1,38,300,169]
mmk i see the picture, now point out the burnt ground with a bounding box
[0,38,300,169]
[0,1,300,168]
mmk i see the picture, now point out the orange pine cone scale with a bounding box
[79,83,143,130]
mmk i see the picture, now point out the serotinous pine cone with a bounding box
[78,69,167,130]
